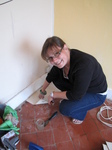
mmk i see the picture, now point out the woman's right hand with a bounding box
[39,93,44,99]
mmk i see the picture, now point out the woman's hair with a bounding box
[41,36,65,60]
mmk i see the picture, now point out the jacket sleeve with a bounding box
[46,66,59,83]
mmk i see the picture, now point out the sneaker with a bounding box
[59,99,63,103]
[72,119,83,124]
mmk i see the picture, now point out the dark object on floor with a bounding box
[44,111,58,127]
[3,136,19,150]
[1,130,19,150]
[0,104,6,119]
[29,142,43,150]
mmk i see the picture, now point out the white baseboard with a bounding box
[6,73,112,109]
[6,73,47,109]
[107,88,112,100]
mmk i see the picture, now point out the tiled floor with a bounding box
[16,99,112,150]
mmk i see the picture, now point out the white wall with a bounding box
[0,0,54,104]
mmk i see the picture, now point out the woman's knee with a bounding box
[59,100,70,116]
[59,101,64,115]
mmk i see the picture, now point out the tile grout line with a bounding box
[62,115,76,150]
[51,128,58,150]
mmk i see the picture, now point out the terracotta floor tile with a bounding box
[20,133,38,149]
[50,100,60,111]
[34,104,51,118]
[43,144,57,150]
[66,122,84,139]
[15,99,112,150]
[87,131,105,150]
[50,113,65,129]
[37,130,54,147]
[105,99,112,106]
[94,117,110,131]
[38,118,51,131]
[20,102,35,121]
[20,119,37,134]
[16,134,20,150]
[35,116,52,131]
[100,128,112,141]
[63,115,72,124]
[89,107,100,119]
[56,141,75,150]
[82,119,98,134]
[84,112,92,120]
[53,126,70,144]
[93,100,112,131]
[73,135,91,150]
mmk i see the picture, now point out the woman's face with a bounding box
[46,44,70,68]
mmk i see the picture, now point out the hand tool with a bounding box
[44,111,58,127]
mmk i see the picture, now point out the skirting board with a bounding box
[6,72,112,109]
[107,88,112,100]
[26,82,59,105]
[6,73,47,109]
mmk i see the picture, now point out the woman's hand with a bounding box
[38,80,50,100]
[39,89,47,99]
[39,93,44,99]
[48,94,54,105]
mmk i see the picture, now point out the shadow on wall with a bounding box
[18,38,39,58]
[20,37,46,70]
[14,37,47,89]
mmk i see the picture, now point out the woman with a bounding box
[39,36,107,124]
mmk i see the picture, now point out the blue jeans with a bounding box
[59,93,107,121]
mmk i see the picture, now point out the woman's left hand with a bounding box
[48,95,54,105]
[39,93,44,99]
